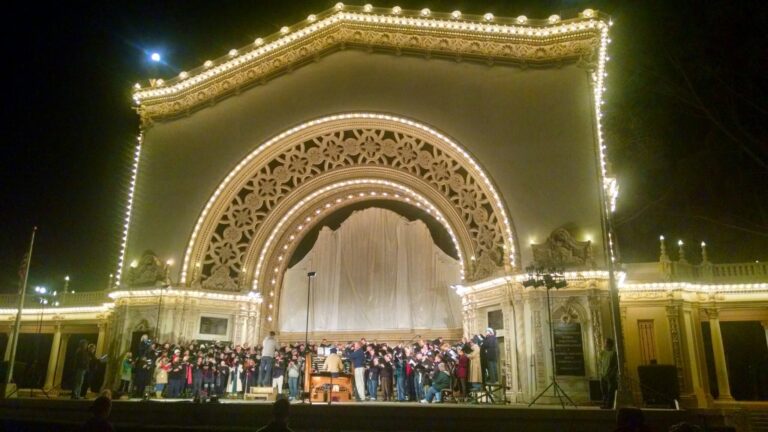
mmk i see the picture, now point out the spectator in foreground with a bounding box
[81,396,114,432]
[614,407,654,432]
[257,398,293,432]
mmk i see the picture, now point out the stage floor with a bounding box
[0,396,734,432]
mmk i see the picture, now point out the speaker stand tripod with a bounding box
[527,284,576,409]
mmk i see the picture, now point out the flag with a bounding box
[18,252,29,283]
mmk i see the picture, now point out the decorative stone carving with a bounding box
[137,19,603,123]
[532,228,594,268]
[126,251,165,287]
[588,294,604,360]
[666,304,686,391]
[533,306,546,388]
[197,126,509,290]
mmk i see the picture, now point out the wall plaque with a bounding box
[553,322,586,376]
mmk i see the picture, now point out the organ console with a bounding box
[304,353,353,402]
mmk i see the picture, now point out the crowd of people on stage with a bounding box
[105,328,502,403]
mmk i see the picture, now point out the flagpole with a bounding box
[4,227,37,390]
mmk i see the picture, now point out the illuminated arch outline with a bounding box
[181,113,519,290]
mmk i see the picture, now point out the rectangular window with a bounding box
[488,309,504,330]
[637,320,656,365]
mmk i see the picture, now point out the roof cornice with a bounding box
[132,5,610,123]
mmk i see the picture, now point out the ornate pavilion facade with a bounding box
[1,5,766,408]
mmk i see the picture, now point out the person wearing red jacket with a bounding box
[455,347,469,402]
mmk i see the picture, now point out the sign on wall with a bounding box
[553,322,586,376]
[199,316,229,337]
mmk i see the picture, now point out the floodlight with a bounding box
[150,52,161,62]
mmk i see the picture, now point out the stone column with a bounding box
[44,324,63,389]
[762,321,768,350]
[3,326,13,362]
[706,309,733,401]
[54,333,70,388]
[95,322,107,357]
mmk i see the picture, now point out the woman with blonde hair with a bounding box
[118,352,133,394]
[467,341,483,391]
[154,357,169,398]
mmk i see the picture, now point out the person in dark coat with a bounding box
[167,358,184,398]
[81,395,114,432]
[132,356,151,398]
[482,328,499,383]
[379,354,394,401]
[256,398,293,432]
[72,339,90,399]
[420,363,451,403]
[600,338,619,409]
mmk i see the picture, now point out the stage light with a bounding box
[150,52,161,62]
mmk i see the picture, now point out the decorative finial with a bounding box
[678,240,687,263]
[659,235,669,262]
[701,241,709,263]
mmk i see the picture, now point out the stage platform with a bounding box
[0,397,744,432]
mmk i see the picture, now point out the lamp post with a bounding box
[156,259,173,341]
[31,286,58,398]
[304,272,316,351]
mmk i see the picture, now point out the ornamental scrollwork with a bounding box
[200,127,508,291]
[138,22,601,122]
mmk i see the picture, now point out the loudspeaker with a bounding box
[588,379,603,402]
[637,364,679,407]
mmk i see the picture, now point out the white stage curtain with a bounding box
[278,207,462,332]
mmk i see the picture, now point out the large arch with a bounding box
[182,113,519,297]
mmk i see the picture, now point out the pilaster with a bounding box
[44,323,63,389]
[95,321,107,357]
[704,308,733,401]
[54,333,70,388]
[665,303,686,393]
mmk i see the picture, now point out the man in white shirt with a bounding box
[260,331,278,387]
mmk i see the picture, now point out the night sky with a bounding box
[2,1,766,294]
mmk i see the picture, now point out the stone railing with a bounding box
[711,262,768,282]
[0,290,109,309]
